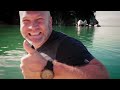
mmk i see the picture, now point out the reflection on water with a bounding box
[76,26,95,36]
[76,26,95,48]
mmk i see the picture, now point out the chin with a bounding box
[29,36,48,48]
[32,41,44,49]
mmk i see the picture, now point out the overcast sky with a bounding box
[96,11,120,27]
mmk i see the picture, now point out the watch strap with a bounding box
[44,60,53,71]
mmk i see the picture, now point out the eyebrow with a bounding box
[22,16,44,20]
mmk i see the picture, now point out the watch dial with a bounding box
[41,69,54,79]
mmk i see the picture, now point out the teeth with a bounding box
[30,32,40,36]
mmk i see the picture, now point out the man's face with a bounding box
[19,11,52,48]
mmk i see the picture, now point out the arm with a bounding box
[21,40,109,79]
[53,58,109,79]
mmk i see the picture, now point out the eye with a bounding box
[36,18,44,23]
[22,19,30,24]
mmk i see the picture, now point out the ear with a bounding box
[49,16,53,31]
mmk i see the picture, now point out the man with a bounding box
[19,11,109,79]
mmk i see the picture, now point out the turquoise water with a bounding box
[0,25,24,79]
[0,25,120,79]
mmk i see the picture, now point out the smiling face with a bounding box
[19,11,52,49]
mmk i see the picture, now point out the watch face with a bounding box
[41,69,54,79]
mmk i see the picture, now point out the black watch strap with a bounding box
[44,61,53,71]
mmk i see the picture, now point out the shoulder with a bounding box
[57,36,89,59]
[56,35,92,66]
[55,34,95,66]
[58,35,87,51]
[51,30,68,40]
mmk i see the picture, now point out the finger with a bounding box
[23,40,36,54]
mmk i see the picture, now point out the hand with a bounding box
[20,40,47,79]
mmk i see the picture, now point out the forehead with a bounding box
[19,11,48,18]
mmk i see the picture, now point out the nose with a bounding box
[28,22,39,31]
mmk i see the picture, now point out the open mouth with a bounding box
[29,32,41,36]
[28,32,42,40]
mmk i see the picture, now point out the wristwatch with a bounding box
[40,60,54,79]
